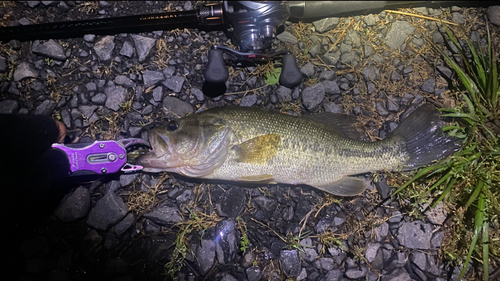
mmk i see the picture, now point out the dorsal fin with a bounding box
[303,113,367,141]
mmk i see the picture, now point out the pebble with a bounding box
[54,186,91,222]
[322,51,341,65]
[34,100,57,116]
[361,65,380,81]
[104,85,127,111]
[385,21,415,50]
[32,39,67,61]
[195,238,216,275]
[162,96,193,118]
[421,78,436,94]
[142,70,164,88]
[93,36,115,61]
[143,202,182,225]
[86,191,129,230]
[280,249,301,277]
[13,61,39,81]
[276,31,298,44]
[131,35,156,62]
[302,83,325,111]
[114,213,135,235]
[312,17,340,33]
[0,99,19,114]
[162,75,185,93]
[214,187,246,218]
[397,221,433,249]
[300,62,315,77]
[487,5,500,26]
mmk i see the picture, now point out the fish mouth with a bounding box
[135,130,178,171]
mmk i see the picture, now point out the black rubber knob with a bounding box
[279,53,302,88]
[204,49,229,84]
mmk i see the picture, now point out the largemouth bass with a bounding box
[136,104,461,196]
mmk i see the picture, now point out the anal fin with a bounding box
[315,177,368,196]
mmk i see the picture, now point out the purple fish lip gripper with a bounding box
[52,138,149,176]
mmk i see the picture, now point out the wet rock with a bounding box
[87,191,129,230]
[312,17,339,33]
[215,186,246,218]
[361,65,380,81]
[0,99,19,114]
[382,268,411,281]
[246,266,261,281]
[162,75,185,93]
[105,85,127,111]
[215,220,237,264]
[143,70,164,88]
[32,39,66,61]
[385,21,415,50]
[119,40,134,58]
[114,213,135,235]
[300,62,315,77]
[397,221,433,249]
[276,31,298,44]
[196,238,216,275]
[162,96,193,118]
[487,6,500,26]
[302,83,325,111]
[13,61,39,81]
[54,186,91,222]
[143,202,182,225]
[323,51,341,65]
[421,78,436,94]
[280,249,301,277]
[34,100,57,116]
[240,94,257,106]
[132,34,156,62]
[276,86,292,102]
[93,36,115,61]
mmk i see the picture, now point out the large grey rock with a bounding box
[162,96,193,118]
[302,83,325,111]
[143,70,164,88]
[276,31,298,44]
[13,62,39,81]
[105,85,127,111]
[215,220,237,265]
[280,249,301,277]
[0,100,19,114]
[34,100,57,116]
[132,34,156,62]
[313,17,339,33]
[87,191,129,230]
[385,21,415,50]
[162,75,185,93]
[54,186,91,222]
[93,36,115,61]
[398,221,433,249]
[486,6,500,26]
[32,39,66,61]
[143,202,182,225]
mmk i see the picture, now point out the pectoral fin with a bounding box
[235,134,281,165]
[315,176,368,196]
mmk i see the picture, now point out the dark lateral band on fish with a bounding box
[136,104,461,196]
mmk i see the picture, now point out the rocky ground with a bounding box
[1,1,499,281]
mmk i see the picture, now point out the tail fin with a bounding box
[389,103,461,170]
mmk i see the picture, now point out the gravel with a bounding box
[1,2,497,280]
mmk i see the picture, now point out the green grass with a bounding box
[395,22,499,280]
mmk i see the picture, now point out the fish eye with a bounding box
[167,121,178,131]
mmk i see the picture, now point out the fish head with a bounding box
[137,113,232,176]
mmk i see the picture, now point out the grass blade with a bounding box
[482,211,489,281]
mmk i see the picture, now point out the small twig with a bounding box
[298,208,316,237]
[251,218,287,243]
[314,55,333,71]
[384,10,458,26]
[328,18,355,53]
[224,84,268,96]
